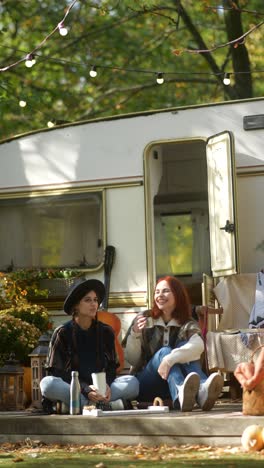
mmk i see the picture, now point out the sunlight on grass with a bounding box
[1,443,264,467]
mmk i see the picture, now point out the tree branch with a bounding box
[172,0,237,99]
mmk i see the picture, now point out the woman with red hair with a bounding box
[125,276,223,412]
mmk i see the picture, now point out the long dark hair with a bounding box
[71,291,103,371]
[151,276,191,324]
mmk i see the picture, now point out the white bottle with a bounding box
[70,370,81,415]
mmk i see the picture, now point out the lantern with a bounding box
[0,354,24,410]
[29,333,50,409]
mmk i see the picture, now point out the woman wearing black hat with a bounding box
[40,278,139,412]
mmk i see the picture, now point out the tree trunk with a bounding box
[223,0,253,98]
[175,1,237,99]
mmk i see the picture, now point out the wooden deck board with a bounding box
[0,401,262,446]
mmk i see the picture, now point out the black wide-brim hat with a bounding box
[63,278,105,315]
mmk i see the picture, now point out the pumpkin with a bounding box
[241,424,264,452]
[262,427,264,445]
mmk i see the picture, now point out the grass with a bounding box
[1,443,264,467]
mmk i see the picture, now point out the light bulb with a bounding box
[223,73,231,86]
[47,121,55,128]
[25,54,36,68]
[89,66,97,78]
[156,72,164,85]
[19,100,27,107]
[58,22,68,36]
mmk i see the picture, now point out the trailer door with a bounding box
[206,131,239,277]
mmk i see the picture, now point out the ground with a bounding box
[1,442,264,467]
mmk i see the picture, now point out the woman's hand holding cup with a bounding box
[88,384,111,402]
[133,314,147,333]
[90,371,109,401]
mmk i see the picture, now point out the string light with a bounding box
[0,0,78,72]
[89,66,97,78]
[19,100,27,107]
[1,0,262,74]
[0,0,263,112]
[6,41,263,86]
[18,51,264,84]
[26,54,264,81]
[156,72,164,84]
[25,54,36,68]
[223,72,231,85]
[58,22,68,36]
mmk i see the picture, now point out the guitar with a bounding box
[97,245,125,372]
[102,245,115,311]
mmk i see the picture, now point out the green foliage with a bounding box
[0,314,41,366]
[0,0,264,140]
[0,269,82,308]
[0,271,48,308]
[8,267,82,280]
[0,303,51,333]
[34,268,83,279]
[0,271,52,365]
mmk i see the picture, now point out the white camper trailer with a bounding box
[0,97,264,336]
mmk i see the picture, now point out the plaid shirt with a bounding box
[45,319,119,395]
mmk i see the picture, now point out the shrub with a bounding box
[0,303,51,333]
[0,271,53,366]
[0,271,48,308]
[0,314,41,366]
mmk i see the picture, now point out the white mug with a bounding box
[91,371,107,397]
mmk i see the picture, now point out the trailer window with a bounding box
[155,213,193,276]
[0,190,104,271]
[155,210,210,278]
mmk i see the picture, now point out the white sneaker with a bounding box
[197,373,224,411]
[178,372,200,412]
[109,398,125,410]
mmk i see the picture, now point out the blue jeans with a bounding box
[40,374,139,409]
[136,344,207,405]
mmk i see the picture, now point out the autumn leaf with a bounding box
[172,49,183,56]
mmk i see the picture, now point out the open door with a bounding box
[206,131,239,277]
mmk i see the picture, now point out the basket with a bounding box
[243,345,264,416]
[39,278,77,297]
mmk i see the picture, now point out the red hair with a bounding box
[151,276,191,324]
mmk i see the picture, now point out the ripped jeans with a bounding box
[40,374,139,409]
[136,345,207,405]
